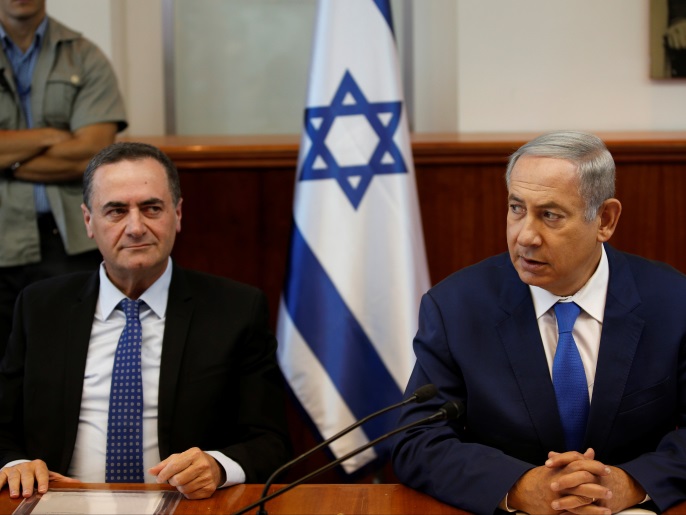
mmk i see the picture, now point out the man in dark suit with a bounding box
[392,131,686,514]
[0,142,290,500]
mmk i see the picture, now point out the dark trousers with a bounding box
[0,214,102,359]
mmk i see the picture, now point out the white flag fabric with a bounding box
[276,0,430,473]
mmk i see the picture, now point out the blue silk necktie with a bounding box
[106,298,145,483]
[552,301,589,452]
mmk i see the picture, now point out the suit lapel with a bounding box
[61,272,100,471]
[586,247,643,453]
[496,262,567,452]
[157,264,194,458]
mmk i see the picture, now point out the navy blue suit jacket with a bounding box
[392,245,686,515]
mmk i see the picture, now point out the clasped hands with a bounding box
[507,448,646,515]
[0,447,223,500]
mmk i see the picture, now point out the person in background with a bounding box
[392,131,686,514]
[0,0,127,358]
[0,142,290,500]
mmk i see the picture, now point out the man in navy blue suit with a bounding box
[392,131,686,515]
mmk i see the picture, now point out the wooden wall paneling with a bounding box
[416,162,509,285]
[612,162,686,271]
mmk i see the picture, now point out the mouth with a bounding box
[518,255,547,271]
[123,243,153,250]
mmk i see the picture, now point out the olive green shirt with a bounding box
[0,17,127,266]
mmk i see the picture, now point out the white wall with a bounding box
[47,0,686,136]
[454,0,686,132]
[47,0,165,136]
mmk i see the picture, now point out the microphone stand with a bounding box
[255,384,436,511]
[230,400,463,515]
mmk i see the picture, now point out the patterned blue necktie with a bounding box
[552,301,589,452]
[106,298,145,483]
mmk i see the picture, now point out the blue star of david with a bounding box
[299,70,407,209]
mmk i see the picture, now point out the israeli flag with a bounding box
[276,0,430,473]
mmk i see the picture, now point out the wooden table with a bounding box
[1,483,684,514]
[0,483,468,515]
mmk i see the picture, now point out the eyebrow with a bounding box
[507,194,565,211]
[102,198,165,210]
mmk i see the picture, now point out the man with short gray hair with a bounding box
[393,131,686,514]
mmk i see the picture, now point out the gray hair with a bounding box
[83,142,181,210]
[505,131,615,221]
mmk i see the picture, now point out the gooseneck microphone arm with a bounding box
[258,384,437,505]
[230,399,464,515]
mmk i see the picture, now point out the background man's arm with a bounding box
[5,123,118,182]
[0,128,71,169]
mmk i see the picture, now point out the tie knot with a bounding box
[554,301,580,334]
[119,298,142,320]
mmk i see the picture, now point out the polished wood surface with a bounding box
[0,483,468,515]
[118,132,686,482]
[2,483,684,514]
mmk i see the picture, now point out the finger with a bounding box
[153,453,194,484]
[2,468,21,498]
[552,465,611,491]
[558,505,612,514]
[34,464,49,494]
[48,472,78,483]
[546,450,587,467]
[0,470,8,491]
[553,483,612,503]
[552,495,612,515]
[166,457,210,488]
[552,470,599,491]
[149,453,180,480]
[19,466,36,498]
[175,475,217,500]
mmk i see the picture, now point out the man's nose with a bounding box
[125,210,146,236]
[516,216,542,247]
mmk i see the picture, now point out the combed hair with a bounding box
[83,142,181,209]
[505,131,615,221]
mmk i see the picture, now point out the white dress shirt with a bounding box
[66,258,245,486]
[529,245,610,401]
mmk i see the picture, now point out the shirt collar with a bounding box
[0,16,47,53]
[96,257,173,321]
[529,244,609,322]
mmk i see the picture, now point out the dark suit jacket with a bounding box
[0,263,290,483]
[392,245,686,515]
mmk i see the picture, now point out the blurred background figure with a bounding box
[0,0,127,358]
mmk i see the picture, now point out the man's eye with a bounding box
[509,204,524,214]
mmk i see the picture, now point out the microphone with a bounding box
[256,383,437,506]
[231,399,464,515]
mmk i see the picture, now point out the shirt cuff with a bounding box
[500,493,517,512]
[1,459,30,469]
[205,450,246,488]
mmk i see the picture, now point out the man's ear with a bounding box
[597,198,622,243]
[175,198,183,233]
[81,203,95,239]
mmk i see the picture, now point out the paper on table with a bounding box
[516,510,655,515]
[13,490,181,515]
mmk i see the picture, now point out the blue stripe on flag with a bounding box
[373,0,394,35]
[283,223,403,441]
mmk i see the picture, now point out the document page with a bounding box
[13,489,181,515]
